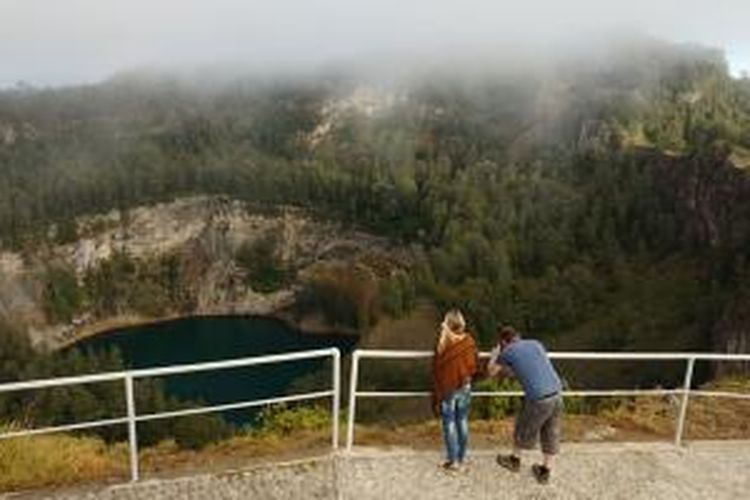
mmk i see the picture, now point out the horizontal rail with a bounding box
[356,391,431,398]
[129,348,339,379]
[354,350,435,359]
[354,349,750,361]
[135,390,334,422]
[355,389,683,398]
[556,389,682,397]
[551,352,750,361]
[691,390,750,400]
[0,347,340,394]
[0,417,129,440]
[0,371,126,392]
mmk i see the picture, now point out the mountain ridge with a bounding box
[0,38,748,373]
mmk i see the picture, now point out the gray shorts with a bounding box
[514,394,563,455]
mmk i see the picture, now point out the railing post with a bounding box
[675,357,695,447]
[345,351,360,451]
[124,374,139,482]
[331,349,341,450]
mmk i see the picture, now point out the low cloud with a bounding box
[1,0,748,86]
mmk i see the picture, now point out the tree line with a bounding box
[0,42,748,380]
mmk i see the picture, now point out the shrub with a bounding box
[380,272,417,319]
[559,379,587,415]
[171,413,233,450]
[256,404,330,436]
[235,234,291,293]
[299,263,380,330]
[472,378,524,419]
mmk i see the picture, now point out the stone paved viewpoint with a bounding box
[5,441,750,499]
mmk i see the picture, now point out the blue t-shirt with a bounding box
[495,339,561,401]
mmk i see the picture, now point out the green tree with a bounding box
[235,234,291,293]
[42,265,82,323]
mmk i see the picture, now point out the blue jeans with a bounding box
[440,383,471,463]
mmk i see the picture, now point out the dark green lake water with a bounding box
[75,316,356,423]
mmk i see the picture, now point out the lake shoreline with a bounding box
[68,316,358,426]
[59,311,359,352]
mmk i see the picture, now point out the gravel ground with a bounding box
[6,441,750,499]
[339,441,750,499]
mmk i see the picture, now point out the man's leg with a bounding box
[539,396,562,466]
[497,400,539,472]
[533,396,563,484]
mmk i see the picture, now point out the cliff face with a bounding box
[656,150,750,250]
[712,289,750,376]
[649,149,750,371]
[0,196,405,349]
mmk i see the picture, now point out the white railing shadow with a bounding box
[345,350,750,451]
[0,347,341,482]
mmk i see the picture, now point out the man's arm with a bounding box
[486,345,511,378]
[487,360,511,378]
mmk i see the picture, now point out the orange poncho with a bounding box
[432,334,478,411]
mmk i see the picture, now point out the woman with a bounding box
[432,309,478,470]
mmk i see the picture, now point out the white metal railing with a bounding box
[345,350,750,451]
[0,347,341,482]
[2,347,749,486]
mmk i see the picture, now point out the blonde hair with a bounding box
[436,309,466,353]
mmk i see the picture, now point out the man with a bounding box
[486,325,563,484]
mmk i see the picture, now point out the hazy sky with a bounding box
[1,0,749,87]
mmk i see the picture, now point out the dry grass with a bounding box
[0,425,333,494]
[0,425,127,492]
[601,378,750,440]
[685,378,750,439]
[353,413,670,451]
[139,430,332,478]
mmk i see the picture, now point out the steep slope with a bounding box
[0,39,748,369]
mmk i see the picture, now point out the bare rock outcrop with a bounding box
[0,196,407,349]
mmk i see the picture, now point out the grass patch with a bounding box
[600,378,750,438]
[0,405,334,493]
[0,424,126,492]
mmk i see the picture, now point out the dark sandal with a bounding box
[532,464,551,484]
[441,461,459,471]
[496,454,521,472]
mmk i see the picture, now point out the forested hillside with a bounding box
[1,40,749,360]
